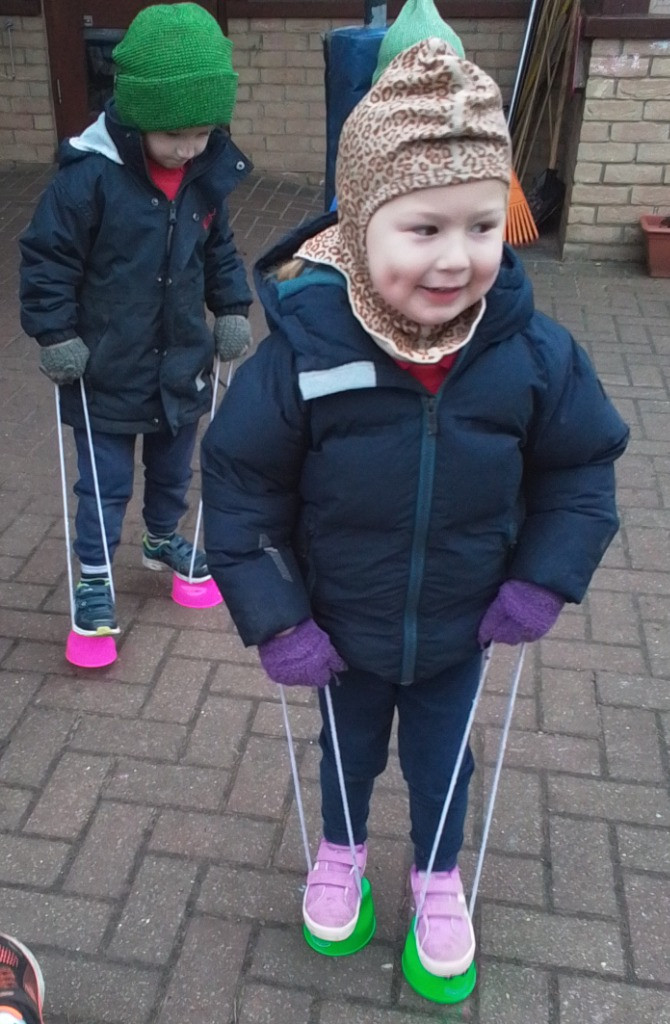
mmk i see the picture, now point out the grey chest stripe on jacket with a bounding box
[298,361,377,400]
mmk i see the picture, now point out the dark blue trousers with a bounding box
[72,424,198,567]
[318,653,481,871]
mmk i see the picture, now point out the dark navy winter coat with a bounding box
[201,216,629,684]
[19,102,252,435]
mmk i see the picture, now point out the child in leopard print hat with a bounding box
[202,39,628,978]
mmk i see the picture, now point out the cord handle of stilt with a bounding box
[187,357,233,583]
[414,644,494,927]
[79,380,115,598]
[468,643,526,915]
[278,684,313,873]
[55,386,77,629]
[324,680,363,897]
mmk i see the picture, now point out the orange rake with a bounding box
[503,0,542,247]
[505,168,538,246]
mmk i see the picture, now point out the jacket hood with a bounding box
[255,214,535,364]
[66,111,123,165]
[59,102,138,169]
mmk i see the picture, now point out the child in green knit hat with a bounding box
[19,2,253,638]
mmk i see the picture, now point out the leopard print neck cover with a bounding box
[297,39,512,363]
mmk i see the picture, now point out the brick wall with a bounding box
[0,15,56,164]
[0,13,526,181]
[227,17,525,184]
[564,37,670,262]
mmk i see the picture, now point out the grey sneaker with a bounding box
[141,532,211,582]
[73,578,119,636]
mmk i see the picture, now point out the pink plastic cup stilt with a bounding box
[171,573,223,609]
[65,630,117,668]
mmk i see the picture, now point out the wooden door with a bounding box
[42,0,88,140]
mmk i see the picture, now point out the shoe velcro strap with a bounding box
[421,892,467,919]
[314,845,364,869]
[305,869,354,891]
[420,873,463,896]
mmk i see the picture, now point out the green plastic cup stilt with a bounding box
[303,877,376,956]
[402,918,477,1004]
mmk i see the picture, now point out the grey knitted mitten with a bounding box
[213,314,252,361]
[39,336,89,385]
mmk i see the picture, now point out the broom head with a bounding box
[505,168,538,246]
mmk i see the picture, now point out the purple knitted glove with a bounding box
[478,580,565,647]
[259,618,347,687]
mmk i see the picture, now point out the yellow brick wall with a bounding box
[227,17,525,184]
[564,38,670,262]
[0,15,56,164]
[0,13,525,178]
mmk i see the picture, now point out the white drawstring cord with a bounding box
[469,643,525,915]
[187,357,233,582]
[415,643,526,932]
[279,685,313,873]
[79,379,115,600]
[414,645,494,928]
[55,386,76,629]
[279,643,525,936]
[279,676,363,896]
[324,680,363,897]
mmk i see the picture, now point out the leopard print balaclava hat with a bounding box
[297,38,512,363]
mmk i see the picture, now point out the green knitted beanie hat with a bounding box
[372,0,465,84]
[113,3,238,132]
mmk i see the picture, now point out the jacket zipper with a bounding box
[166,200,177,257]
[400,395,438,685]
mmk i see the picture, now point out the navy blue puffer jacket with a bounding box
[202,216,628,684]
[20,102,252,435]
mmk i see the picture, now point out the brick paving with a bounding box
[0,163,669,1024]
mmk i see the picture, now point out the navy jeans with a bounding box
[72,424,198,567]
[318,653,481,871]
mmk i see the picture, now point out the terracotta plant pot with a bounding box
[640,214,670,278]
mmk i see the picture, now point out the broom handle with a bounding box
[512,0,558,171]
[508,0,544,131]
[513,0,567,179]
[517,17,568,183]
[549,0,579,170]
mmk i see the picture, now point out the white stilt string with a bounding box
[79,379,115,600]
[414,645,493,928]
[279,677,362,894]
[54,386,76,628]
[324,681,363,897]
[468,643,525,916]
[188,357,232,582]
[278,685,313,873]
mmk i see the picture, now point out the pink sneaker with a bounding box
[303,839,367,941]
[410,865,475,977]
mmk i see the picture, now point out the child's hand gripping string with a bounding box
[478,579,564,647]
[39,336,89,385]
[213,314,252,361]
[259,619,347,687]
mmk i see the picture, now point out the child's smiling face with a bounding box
[365,180,507,327]
[143,125,214,168]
